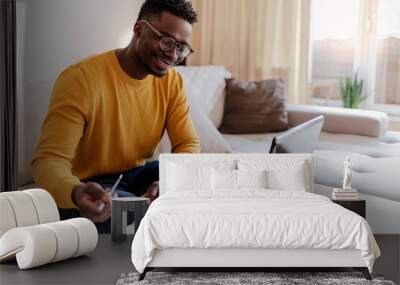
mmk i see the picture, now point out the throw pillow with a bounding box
[219,78,289,134]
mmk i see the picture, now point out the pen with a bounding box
[97,174,123,212]
[108,174,123,197]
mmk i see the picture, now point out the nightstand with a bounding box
[332,199,366,218]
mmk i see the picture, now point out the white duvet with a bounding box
[131,190,380,273]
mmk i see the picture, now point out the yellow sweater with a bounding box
[32,50,200,208]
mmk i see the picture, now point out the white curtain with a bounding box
[188,0,311,104]
[375,38,400,105]
[373,0,400,105]
[348,0,400,106]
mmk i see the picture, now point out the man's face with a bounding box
[134,12,193,77]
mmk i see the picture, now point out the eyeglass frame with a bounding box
[140,19,194,61]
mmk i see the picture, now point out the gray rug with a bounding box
[116,271,396,285]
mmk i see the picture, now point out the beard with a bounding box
[141,50,178,77]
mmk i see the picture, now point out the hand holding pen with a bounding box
[97,174,123,212]
[71,174,123,223]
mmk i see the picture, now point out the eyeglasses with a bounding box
[141,20,194,61]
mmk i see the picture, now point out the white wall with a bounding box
[17,0,144,185]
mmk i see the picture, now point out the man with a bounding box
[32,0,200,233]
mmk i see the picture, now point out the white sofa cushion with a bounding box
[222,131,400,158]
[153,106,232,155]
[154,74,232,155]
[189,103,232,153]
[175,65,231,114]
[223,132,400,200]
[209,89,227,128]
[314,150,400,202]
[287,104,389,138]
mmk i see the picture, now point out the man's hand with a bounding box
[142,181,159,202]
[71,182,111,223]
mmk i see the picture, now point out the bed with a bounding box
[131,154,380,280]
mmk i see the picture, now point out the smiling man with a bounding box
[31,0,200,233]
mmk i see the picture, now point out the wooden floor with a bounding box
[374,234,400,284]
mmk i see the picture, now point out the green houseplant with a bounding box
[340,73,366,108]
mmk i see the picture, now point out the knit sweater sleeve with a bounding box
[31,66,90,208]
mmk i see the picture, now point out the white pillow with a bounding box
[167,162,212,191]
[211,169,268,190]
[237,157,311,192]
[266,163,307,191]
[212,168,236,190]
[237,169,268,189]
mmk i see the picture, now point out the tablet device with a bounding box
[269,115,324,153]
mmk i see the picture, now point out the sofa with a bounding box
[154,65,400,234]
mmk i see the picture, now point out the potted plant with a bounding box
[339,73,366,108]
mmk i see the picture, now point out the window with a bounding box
[310,0,400,112]
[310,0,360,101]
[374,0,400,105]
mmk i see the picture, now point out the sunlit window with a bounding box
[312,0,359,40]
[310,0,359,100]
[375,0,400,105]
[310,0,400,108]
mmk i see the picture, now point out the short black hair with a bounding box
[137,0,198,24]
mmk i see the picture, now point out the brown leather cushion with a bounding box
[219,78,289,134]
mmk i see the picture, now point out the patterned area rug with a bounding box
[116,271,396,285]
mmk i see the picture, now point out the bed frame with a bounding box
[138,154,372,281]
[139,248,371,280]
